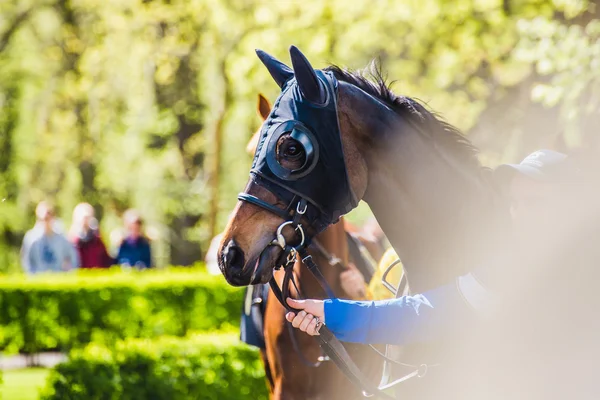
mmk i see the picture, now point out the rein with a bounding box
[238,175,393,397]
[283,234,381,369]
[283,235,355,369]
[252,204,424,399]
[267,246,397,400]
[239,184,429,399]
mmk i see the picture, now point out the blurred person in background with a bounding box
[116,209,152,269]
[69,203,113,269]
[21,201,79,274]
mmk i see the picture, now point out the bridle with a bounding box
[236,46,432,399]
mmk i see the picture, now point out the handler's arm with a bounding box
[324,272,488,345]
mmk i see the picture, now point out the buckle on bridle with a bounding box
[296,201,307,215]
[286,247,298,266]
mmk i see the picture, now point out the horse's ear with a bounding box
[256,49,293,89]
[257,94,271,121]
[289,45,326,105]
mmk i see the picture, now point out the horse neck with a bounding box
[357,108,498,292]
[296,219,349,298]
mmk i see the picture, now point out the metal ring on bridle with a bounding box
[272,221,306,250]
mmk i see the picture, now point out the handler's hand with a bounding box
[285,298,325,336]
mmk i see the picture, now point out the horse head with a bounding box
[218,46,373,286]
[219,46,495,291]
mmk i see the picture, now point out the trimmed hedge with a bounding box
[0,268,243,354]
[41,334,268,400]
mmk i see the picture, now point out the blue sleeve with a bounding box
[323,280,476,345]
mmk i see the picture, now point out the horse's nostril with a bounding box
[224,239,245,271]
[227,247,242,268]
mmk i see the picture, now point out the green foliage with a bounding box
[0,267,242,354]
[41,334,268,400]
[515,15,600,146]
[0,0,597,268]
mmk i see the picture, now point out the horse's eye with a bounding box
[276,136,307,172]
[285,144,300,157]
[281,139,305,160]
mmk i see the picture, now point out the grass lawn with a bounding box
[1,368,49,400]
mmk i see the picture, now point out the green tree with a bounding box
[0,0,597,272]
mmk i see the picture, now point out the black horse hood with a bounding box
[250,55,358,228]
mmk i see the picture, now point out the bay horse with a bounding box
[220,46,600,398]
[248,93,381,400]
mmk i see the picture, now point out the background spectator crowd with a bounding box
[20,201,153,274]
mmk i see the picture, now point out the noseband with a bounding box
[237,190,311,271]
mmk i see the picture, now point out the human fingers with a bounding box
[298,313,314,332]
[291,310,307,328]
[285,312,295,323]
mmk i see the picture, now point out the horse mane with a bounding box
[325,63,482,171]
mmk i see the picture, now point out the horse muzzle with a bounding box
[219,238,281,286]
